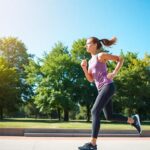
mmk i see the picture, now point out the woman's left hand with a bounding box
[107,72,116,80]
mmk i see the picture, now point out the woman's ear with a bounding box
[94,43,98,49]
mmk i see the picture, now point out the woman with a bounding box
[79,36,142,150]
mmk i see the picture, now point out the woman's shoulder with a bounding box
[97,52,107,57]
[97,52,107,63]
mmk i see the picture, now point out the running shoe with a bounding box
[131,114,142,134]
[78,142,97,150]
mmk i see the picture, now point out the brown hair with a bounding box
[88,36,117,49]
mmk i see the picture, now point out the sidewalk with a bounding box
[0,136,150,150]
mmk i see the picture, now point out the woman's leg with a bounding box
[90,83,115,145]
[103,98,142,133]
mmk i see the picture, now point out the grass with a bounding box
[0,118,150,130]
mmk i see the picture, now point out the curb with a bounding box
[0,128,150,137]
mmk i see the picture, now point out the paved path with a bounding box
[0,136,149,150]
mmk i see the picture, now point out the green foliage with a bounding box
[0,57,19,119]
[0,37,29,70]
[0,37,31,101]
[71,39,98,121]
[25,42,81,121]
[2,36,149,121]
[71,38,89,61]
[25,39,150,121]
[113,52,150,119]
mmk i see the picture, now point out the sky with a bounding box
[0,0,150,59]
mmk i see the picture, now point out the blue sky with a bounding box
[0,0,150,58]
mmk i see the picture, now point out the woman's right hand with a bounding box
[81,59,87,70]
[81,59,93,82]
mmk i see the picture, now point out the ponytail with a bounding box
[88,36,117,49]
[100,37,117,47]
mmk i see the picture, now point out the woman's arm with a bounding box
[98,52,124,79]
[81,59,94,82]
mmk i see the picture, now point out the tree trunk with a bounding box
[86,105,91,122]
[64,109,69,122]
[0,106,3,120]
[57,108,61,121]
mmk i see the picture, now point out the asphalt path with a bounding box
[0,136,149,150]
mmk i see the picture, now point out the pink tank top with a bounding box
[88,55,113,89]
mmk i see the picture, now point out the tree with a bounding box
[0,57,19,119]
[24,58,42,117]
[113,52,150,119]
[25,42,80,121]
[71,38,98,121]
[0,37,32,102]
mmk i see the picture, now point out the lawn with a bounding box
[0,118,149,130]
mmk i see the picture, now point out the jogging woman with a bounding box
[79,36,142,150]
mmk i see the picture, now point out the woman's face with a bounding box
[86,38,97,54]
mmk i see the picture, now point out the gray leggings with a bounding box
[91,83,128,138]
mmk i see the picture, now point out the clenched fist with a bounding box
[81,59,87,70]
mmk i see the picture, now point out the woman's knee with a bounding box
[91,108,96,116]
[91,107,100,117]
